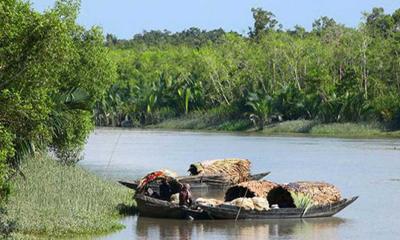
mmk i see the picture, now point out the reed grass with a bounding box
[262,120,316,134]
[309,122,383,136]
[290,192,313,211]
[153,106,252,131]
[155,117,400,138]
[6,154,134,238]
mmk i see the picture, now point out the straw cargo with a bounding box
[188,158,251,184]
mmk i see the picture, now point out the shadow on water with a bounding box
[99,216,346,240]
[116,203,138,216]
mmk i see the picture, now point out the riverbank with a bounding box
[6,154,135,239]
[152,116,400,138]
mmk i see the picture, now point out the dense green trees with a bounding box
[0,0,115,230]
[106,28,227,49]
[100,7,400,130]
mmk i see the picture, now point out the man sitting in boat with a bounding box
[159,178,172,201]
[179,183,193,207]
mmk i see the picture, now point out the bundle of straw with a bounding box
[189,158,251,184]
[284,181,342,205]
[224,180,278,201]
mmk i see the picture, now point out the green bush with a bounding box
[372,94,400,123]
[0,125,14,204]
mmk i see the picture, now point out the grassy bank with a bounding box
[152,113,400,138]
[6,154,134,239]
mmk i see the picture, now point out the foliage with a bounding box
[106,28,227,49]
[0,207,16,238]
[0,0,115,167]
[249,8,279,38]
[371,94,400,124]
[310,122,383,136]
[98,7,400,134]
[247,93,271,130]
[154,105,248,130]
[290,192,314,212]
[0,125,15,238]
[6,154,134,238]
[0,125,14,203]
[0,0,116,235]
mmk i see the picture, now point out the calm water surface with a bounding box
[81,128,400,240]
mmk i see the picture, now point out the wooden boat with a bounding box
[135,194,210,219]
[198,196,358,220]
[119,171,270,190]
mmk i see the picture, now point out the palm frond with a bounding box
[54,87,91,111]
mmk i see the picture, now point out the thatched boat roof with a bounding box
[188,158,251,185]
[267,181,342,207]
[225,180,342,207]
[285,181,342,205]
[224,180,278,201]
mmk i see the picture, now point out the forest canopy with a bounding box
[100,7,400,130]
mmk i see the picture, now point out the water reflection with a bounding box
[135,217,346,240]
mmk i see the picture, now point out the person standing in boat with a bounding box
[159,178,172,201]
[179,183,193,206]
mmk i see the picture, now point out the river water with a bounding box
[81,128,400,240]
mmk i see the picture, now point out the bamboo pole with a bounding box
[235,183,250,221]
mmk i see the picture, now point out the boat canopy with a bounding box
[224,180,278,201]
[188,158,251,184]
[224,180,342,208]
[137,169,179,192]
[267,181,342,208]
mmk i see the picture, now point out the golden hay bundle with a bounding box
[267,181,342,207]
[284,181,342,205]
[224,180,278,201]
[188,158,251,184]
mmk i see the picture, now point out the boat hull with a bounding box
[200,197,358,219]
[135,194,210,219]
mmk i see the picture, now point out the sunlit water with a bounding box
[80,128,400,240]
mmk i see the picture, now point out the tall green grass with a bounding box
[156,115,400,138]
[262,120,317,134]
[6,154,134,238]
[309,122,383,137]
[154,106,252,131]
[290,192,314,210]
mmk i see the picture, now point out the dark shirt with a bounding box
[159,182,172,201]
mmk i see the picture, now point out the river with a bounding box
[81,128,400,240]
